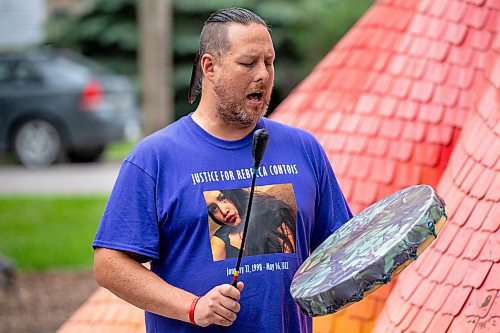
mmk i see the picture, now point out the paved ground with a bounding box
[0,162,120,194]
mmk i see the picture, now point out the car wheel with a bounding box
[68,145,105,163]
[13,118,62,168]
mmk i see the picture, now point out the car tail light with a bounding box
[79,79,102,111]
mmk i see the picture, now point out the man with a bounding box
[93,7,352,333]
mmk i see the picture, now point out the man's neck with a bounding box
[192,104,257,141]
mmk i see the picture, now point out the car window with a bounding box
[13,61,42,85]
[0,62,11,84]
[36,57,93,85]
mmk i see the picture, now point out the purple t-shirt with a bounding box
[93,115,352,332]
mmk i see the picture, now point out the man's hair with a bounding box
[188,8,269,104]
[200,8,268,58]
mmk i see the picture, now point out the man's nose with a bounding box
[254,61,270,82]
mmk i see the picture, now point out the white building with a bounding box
[0,0,45,49]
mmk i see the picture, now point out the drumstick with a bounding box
[231,129,269,287]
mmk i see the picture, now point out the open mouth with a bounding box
[247,92,263,103]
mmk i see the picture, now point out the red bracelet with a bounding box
[189,296,201,325]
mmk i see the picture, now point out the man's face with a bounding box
[213,23,275,127]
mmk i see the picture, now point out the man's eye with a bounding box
[241,62,255,67]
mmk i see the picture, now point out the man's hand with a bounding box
[194,282,244,327]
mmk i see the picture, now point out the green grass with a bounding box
[104,140,137,162]
[0,195,107,271]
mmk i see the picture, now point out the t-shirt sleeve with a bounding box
[93,160,160,260]
[310,147,353,252]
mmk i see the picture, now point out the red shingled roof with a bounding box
[270,0,497,332]
[57,288,145,333]
[58,0,498,332]
[373,37,499,333]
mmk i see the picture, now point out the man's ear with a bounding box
[200,54,217,81]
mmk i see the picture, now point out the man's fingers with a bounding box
[215,306,238,323]
[218,283,241,300]
[218,295,241,314]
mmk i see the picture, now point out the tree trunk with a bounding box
[138,0,173,135]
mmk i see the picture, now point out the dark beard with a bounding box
[214,84,269,127]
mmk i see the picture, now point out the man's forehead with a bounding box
[226,22,273,48]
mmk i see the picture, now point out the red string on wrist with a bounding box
[189,296,201,325]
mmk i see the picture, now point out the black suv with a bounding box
[0,49,140,168]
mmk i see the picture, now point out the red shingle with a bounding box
[341,114,362,133]
[380,118,404,139]
[435,223,460,253]
[403,57,427,79]
[446,0,468,22]
[406,309,435,333]
[324,113,343,132]
[462,261,494,288]
[470,168,497,199]
[448,227,474,257]
[417,104,444,124]
[416,250,441,279]
[371,158,396,184]
[409,38,431,57]
[413,143,441,167]
[451,195,477,227]
[448,64,476,89]
[423,283,454,311]
[462,231,490,260]
[366,138,389,158]
[441,286,474,315]
[484,173,500,201]
[353,180,378,205]
[393,164,423,186]
[463,3,491,29]
[348,155,371,180]
[428,253,455,284]
[446,258,471,287]
[428,0,448,17]
[483,264,500,291]
[388,299,413,326]
[356,94,380,114]
[358,116,382,137]
[447,314,478,332]
[479,232,500,263]
[466,200,493,230]
[345,136,369,154]
[396,100,419,120]
[408,13,429,35]
[427,312,455,333]
[463,289,497,318]
[378,97,398,118]
[474,316,500,333]
[410,81,435,102]
[402,121,427,142]
[448,46,475,66]
[433,85,460,107]
[464,29,495,50]
[396,270,422,301]
[441,21,469,45]
[427,124,455,145]
[388,140,414,162]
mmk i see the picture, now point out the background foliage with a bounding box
[46,0,373,119]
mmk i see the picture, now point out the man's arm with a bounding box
[94,247,244,327]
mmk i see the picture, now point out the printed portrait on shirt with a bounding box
[203,184,297,261]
